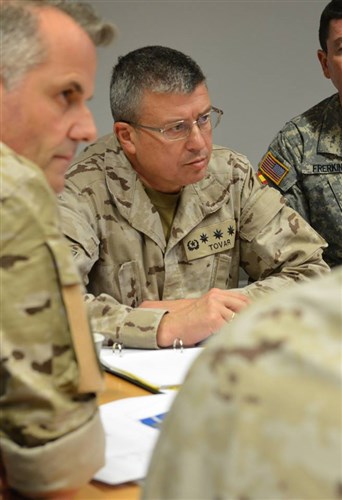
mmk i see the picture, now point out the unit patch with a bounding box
[259,151,289,185]
[184,219,236,261]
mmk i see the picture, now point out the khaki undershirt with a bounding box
[144,186,181,242]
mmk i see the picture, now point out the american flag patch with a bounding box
[259,151,289,185]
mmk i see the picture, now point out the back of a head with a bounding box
[109,45,206,123]
[0,0,116,90]
[319,0,342,51]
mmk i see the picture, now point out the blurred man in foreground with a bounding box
[0,1,115,497]
[144,267,342,499]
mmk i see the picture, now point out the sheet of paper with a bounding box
[100,346,203,391]
[93,393,176,485]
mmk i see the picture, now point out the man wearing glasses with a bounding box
[58,45,329,350]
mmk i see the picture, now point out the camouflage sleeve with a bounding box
[238,170,329,298]
[143,269,342,499]
[0,178,104,494]
[59,180,167,349]
[85,294,166,349]
[258,122,311,222]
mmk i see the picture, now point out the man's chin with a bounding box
[49,179,66,194]
[190,164,208,182]
[44,171,67,194]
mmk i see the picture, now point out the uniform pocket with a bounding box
[118,260,142,307]
[209,253,234,289]
[328,175,342,210]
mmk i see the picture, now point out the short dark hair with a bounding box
[319,0,342,52]
[109,45,206,123]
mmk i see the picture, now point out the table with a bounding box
[76,372,151,499]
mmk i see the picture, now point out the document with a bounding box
[100,346,203,393]
[93,393,176,485]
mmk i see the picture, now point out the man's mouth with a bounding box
[185,156,207,168]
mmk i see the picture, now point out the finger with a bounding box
[221,295,249,313]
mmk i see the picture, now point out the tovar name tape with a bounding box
[184,219,236,261]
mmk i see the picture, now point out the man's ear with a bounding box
[114,122,136,154]
[317,49,331,80]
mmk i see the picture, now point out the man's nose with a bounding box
[186,122,209,149]
[70,107,97,143]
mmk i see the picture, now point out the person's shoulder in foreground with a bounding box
[143,266,342,500]
[1,142,106,497]
[258,0,342,268]
[0,1,115,498]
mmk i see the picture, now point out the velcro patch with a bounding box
[259,151,289,185]
[184,220,236,261]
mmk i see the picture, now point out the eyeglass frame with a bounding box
[120,106,224,141]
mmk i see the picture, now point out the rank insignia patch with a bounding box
[259,151,289,185]
[184,219,236,261]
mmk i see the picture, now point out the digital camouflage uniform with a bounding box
[258,93,342,268]
[58,133,329,349]
[0,143,105,495]
[143,267,342,500]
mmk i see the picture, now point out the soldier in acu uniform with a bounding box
[258,0,342,268]
[59,46,330,351]
[0,1,115,498]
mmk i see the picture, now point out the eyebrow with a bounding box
[332,36,342,48]
[198,106,212,115]
[70,81,83,94]
[69,80,94,101]
[168,106,212,123]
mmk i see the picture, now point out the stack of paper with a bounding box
[94,393,176,485]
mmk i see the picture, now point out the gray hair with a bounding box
[0,0,116,90]
[110,46,206,123]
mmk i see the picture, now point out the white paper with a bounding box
[100,346,203,391]
[93,393,176,485]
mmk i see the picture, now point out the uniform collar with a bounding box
[318,93,342,157]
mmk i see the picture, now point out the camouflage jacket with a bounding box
[58,134,329,349]
[143,267,342,500]
[258,93,342,268]
[0,143,104,495]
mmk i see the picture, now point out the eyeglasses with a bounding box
[123,106,223,141]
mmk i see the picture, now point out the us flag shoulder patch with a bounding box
[259,151,289,185]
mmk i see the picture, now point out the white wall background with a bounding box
[89,0,332,168]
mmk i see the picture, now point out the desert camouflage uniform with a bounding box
[58,133,329,349]
[143,267,342,500]
[258,93,342,268]
[0,143,104,495]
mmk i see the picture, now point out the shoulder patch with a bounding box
[259,151,289,185]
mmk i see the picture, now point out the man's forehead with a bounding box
[140,86,210,109]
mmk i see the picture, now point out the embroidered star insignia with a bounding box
[227,225,235,236]
[200,233,208,243]
[213,229,223,240]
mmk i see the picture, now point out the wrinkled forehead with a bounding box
[138,84,211,119]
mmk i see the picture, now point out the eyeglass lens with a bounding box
[164,108,222,140]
